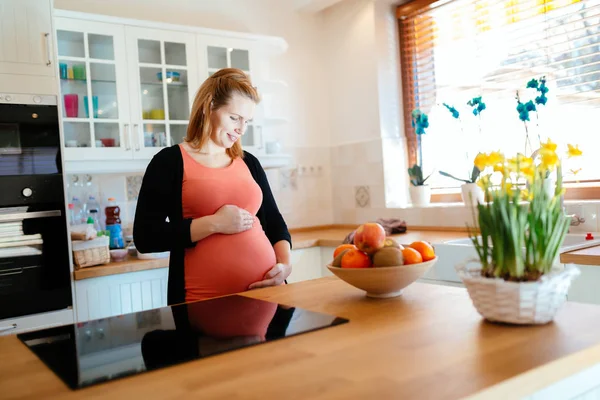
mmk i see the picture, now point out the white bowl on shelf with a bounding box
[137,250,169,260]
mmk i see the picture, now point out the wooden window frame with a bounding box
[396,0,600,203]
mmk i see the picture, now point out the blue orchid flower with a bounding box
[443,103,460,119]
[526,79,539,89]
[535,95,548,105]
[525,100,536,112]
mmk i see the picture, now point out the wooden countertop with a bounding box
[73,227,468,280]
[561,245,600,265]
[73,257,169,280]
[4,278,600,399]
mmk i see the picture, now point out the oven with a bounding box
[0,94,72,320]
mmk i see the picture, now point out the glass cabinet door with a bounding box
[55,18,130,161]
[126,27,198,159]
[198,37,263,151]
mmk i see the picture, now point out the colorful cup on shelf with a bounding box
[142,110,151,120]
[100,138,116,147]
[63,94,79,118]
[150,109,165,120]
[157,71,180,83]
[84,96,99,118]
[73,64,86,80]
[59,63,68,80]
[95,140,103,148]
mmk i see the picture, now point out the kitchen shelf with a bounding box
[61,78,187,86]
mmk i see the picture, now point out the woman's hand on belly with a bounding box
[248,263,292,290]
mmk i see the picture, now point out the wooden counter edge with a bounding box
[560,246,600,266]
[464,340,600,399]
[73,257,169,280]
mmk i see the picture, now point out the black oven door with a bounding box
[0,99,61,177]
[0,208,72,320]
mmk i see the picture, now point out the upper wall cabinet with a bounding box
[0,0,55,77]
[56,18,131,162]
[197,36,263,151]
[125,27,198,160]
[54,11,289,173]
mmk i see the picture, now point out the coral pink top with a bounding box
[180,145,276,302]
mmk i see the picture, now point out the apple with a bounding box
[353,222,386,254]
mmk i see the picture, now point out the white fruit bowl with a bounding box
[327,257,438,298]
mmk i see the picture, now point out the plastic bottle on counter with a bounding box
[71,197,84,225]
[86,195,101,215]
[105,197,124,249]
[88,209,102,232]
[67,203,77,226]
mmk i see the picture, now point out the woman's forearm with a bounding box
[190,215,218,243]
[273,240,291,266]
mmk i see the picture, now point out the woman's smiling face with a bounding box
[209,92,255,149]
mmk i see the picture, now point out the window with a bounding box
[398,0,600,198]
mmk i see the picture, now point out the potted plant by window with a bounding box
[456,142,583,325]
[408,110,432,206]
[438,100,487,206]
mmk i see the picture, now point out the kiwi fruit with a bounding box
[331,249,350,267]
[372,247,404,267]
[383,238,400,248]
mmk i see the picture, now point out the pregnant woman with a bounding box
[134,68,292,305]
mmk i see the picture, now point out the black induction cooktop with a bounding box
[17,295,348,389]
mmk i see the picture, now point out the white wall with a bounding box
[55,0,335,228]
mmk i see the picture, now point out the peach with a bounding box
[353,222,386,254]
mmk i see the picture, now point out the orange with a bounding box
[341,249,372,269]
[408,241,436,261]
[333,244,358,258]
[402,247,423,265]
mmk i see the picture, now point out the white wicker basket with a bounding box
[456,260,580,325]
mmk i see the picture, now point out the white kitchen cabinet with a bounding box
[0,0,55,77]
[566,264,600,305]
[197,35,264,152]
[55,18,131,161]
[74,268,168,322]
[125,26,198,160]
[55,16,199,164]
[0,308,73,336]
[54,11,289,173]
[288,247,323,283]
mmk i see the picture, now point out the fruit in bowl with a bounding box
[327,223,438,298]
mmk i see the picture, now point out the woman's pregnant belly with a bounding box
[184,224,276,302]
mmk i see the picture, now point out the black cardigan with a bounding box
[133,145,292,305]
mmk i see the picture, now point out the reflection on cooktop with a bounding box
[17,295,348,389]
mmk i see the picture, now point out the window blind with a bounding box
[398,0,599,188]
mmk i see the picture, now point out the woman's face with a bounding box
[210,93,255,149]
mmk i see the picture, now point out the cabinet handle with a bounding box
[134,124,140,151]
[44,33,51,66]
[255,125,263,149]
[123,124,131,151]
[0,324,17,333]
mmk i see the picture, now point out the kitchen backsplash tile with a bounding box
[354,186,370,208]
[126,175,143,201]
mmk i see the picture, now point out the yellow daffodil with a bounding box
[477,174,491,191]
[474,153,488,171]
[503,182,515,197]
[487,151,504,167]
[507,154,533,173]
[540,148,559,169]
[520,165,535,181]
[520,188,533,201]
[567,144,582,158]
[541,138,557,152]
